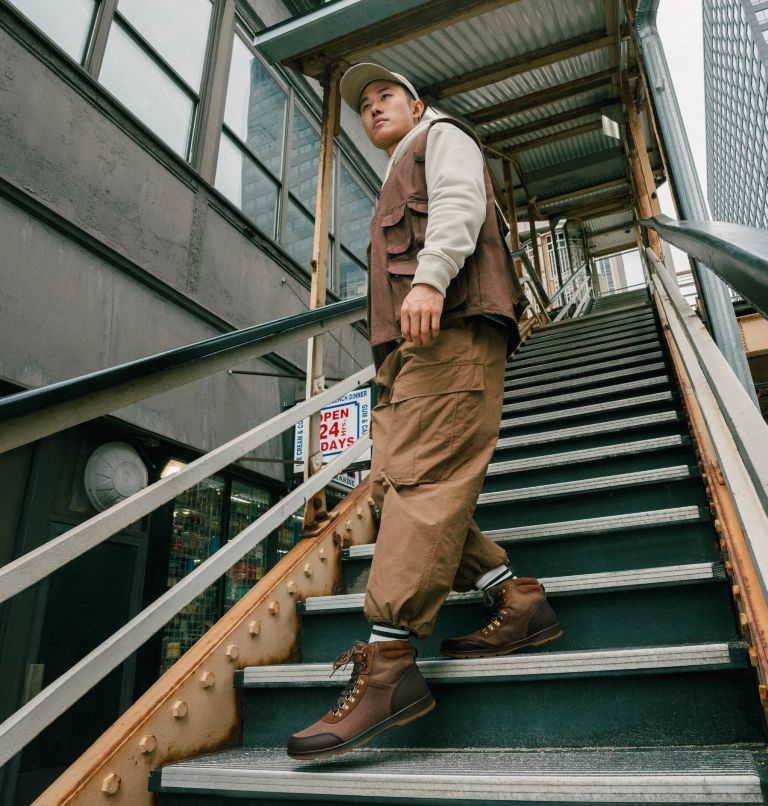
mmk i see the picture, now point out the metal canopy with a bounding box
[255,0,664,246]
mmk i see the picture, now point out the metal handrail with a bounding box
[549,260,589,306]
[0,366,375,605]
[512,250,551,309]
[0,435,371,767]
[645,246,768,589]
[0,296,367,453]
[642,215,768,318]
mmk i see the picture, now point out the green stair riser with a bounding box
[475,478,707,530]
[241,669,762,749]
[343,523,720,591]
[297,583,737,663]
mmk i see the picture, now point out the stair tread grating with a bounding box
[504,363,668,401]
[506,336,662,373]
[152,746,764,802]
[501,376,671,414]
[477,465,696,505]
[496,411,682,448]
[302,563,724,614]
[487,435,688,475]
[238,643,746,687]
[517,322,659,358]
[500,391,675,429]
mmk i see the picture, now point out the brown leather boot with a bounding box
[286,639,435,760]
[439,577,563,658]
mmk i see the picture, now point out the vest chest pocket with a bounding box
[380,200,428,266]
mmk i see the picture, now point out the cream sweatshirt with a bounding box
[383,113,487,296]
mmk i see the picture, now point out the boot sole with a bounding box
[287,693,437,762]
[439,623,564,659]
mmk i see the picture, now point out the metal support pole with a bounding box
[303,63,343,530]
[502,159,523,278]
[549,219,565,286]
[634,0,756,403]
[564,219,576,276]
[528,205,544,292]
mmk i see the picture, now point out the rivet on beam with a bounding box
[318,548,327,562]
[286,580,298,595]
[269,600,281,615]
[725,560,734,574]
[172,700,188,719]
[356,506,364,519]
[226,644,240,661]
[249,620,261,636]
[200,671,215,688]
[345,520,353,533]
[304,563,313,577]
[733,585,742,600]
[719,538,728,552]
[740,613,750,631]
[101,773,121,795]
[367,497,377,510]
[748,647,758,667]
[138,735,157,754]
[759,684,768,702]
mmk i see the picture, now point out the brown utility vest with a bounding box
[367,118,528,366]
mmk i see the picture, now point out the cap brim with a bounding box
[340,63,414,112]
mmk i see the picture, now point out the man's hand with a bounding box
[400,283,444,347]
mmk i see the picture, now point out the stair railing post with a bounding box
[549,219,565,288]
[502,158,523,280]
[303,62,343,532]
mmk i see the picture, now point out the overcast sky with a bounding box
[623,0,706,287]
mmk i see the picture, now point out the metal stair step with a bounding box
[499,391,675,430]
[536,299,652,333]
[501,376,671,414]
[506,336,661,375]
[495,411,682,450]
[504,362,667,401]
[150,746,765,804]
[485,505,711,544]
[304,563,725,614]
[528,310,656,345]
[239,643,745,687]
[504,350,664,389]
[487,435,689,475]
[478,465,696,507]
[517,320,658,358]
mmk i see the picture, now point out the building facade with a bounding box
[704,0,768,228]
[0,1,384,802]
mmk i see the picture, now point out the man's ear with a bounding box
[412,99,425,123]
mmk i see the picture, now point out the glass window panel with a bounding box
[224,37,287,176]
[338,250,368,299]
[100,22,194,157]
[161,477,225,672]
[117,0,212,90]
[289,111,321,213]
[9,0,96,62]
[225,482,271,609]
[284,198,315,268]
[339,166,374,263]
[215,133,279,238]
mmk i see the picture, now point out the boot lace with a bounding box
[480,586,505,633]
[329,642,369,716]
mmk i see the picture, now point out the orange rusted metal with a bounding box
[34,480,376,806]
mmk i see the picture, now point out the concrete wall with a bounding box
[0,6,384,481]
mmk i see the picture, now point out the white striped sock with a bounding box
[475,565,514,591]
[368,623,411,643]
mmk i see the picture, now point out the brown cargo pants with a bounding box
[364,317,510,638]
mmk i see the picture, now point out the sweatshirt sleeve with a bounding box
[412,121,487,295]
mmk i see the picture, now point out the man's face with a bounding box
[359,80,424,156]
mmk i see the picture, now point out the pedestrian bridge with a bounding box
[2,0,768,803]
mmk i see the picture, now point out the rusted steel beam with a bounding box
[303,63,343,526]
[423,29,614,99]
[34,482,378,806]
[537,178,628,208]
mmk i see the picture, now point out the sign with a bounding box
[294,389,371,488]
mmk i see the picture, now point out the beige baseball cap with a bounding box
[340,63,420,113]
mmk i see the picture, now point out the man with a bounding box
[287,64,561,761]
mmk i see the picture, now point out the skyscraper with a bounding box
[704,0,768,228]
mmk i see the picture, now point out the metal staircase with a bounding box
[147,288,768,804]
